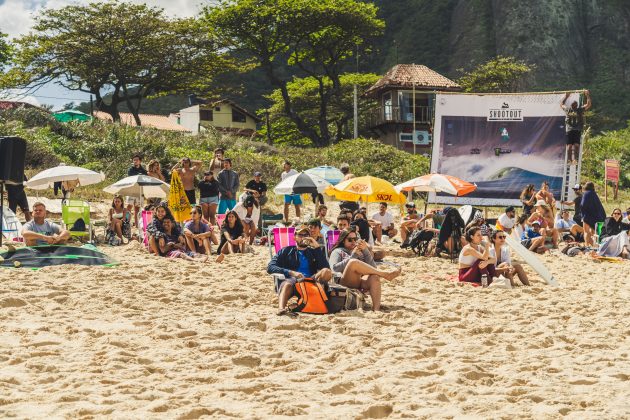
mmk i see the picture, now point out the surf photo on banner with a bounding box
[430,92,580,206]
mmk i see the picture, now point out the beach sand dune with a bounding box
[0,243,629,418]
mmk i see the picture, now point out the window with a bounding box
[215,106,221,111]
[200,109,213,121]
[232,108,246,123]
[383,93,392,120]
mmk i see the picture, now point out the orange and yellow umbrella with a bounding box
[395,174,477,196]
[324,176,407,205]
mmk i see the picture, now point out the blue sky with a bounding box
[0,0,202,109]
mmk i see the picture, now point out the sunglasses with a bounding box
[346,236,358,242]
[613,212,621,215]
[497,235,507,239]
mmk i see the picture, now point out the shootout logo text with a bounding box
[487,103,523,121]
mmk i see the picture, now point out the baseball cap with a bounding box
[306,218,321,227]
[531,220,541,225]
[573,184,581,190]
[203,171,212,176]
[405,202,416,208]
[254,171,262,176]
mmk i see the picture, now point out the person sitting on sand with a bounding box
[465,212,493,242]
[146,202,175,255]
[160,218,207,261]
[513,214,528,240]
[351,210,373,245]
[106,195,131,245]
[233,195,260,245]
[400,202,419,244]
[184,205,217,256]
[529,200,559,248]
[458,227,497,285]
[306,218,325,247]
[329,228,400,311]
[555,209,584,242]
[22,202,71,246]
[316,205,334,228]
[521,220,546,253]
[597,208,630,258]
[335,215,351,231]
[495,206,516,234]
[268,226,332,317]
[370,202,398,243]
[216,210,246,262]
[490,230,530,286]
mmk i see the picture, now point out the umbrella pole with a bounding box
[0,182,4,248]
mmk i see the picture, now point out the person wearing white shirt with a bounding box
[495,206,516,233]
[280,161,301,222]
[489,230,530,286]
[370,202,397,242]
[232,195,261,245]
[555,209,584,240]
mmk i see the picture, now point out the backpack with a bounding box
[404,229,435,255]
[327,283,364,313]
[292,279,332,314]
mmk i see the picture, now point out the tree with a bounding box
[0,32,11,71]
[1,1,230,125]
[458,56,534,93]
[205,0,384,147]
[264,73,380,145]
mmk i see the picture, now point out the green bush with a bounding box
[582,125,630,188]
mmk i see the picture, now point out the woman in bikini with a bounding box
[106,195,131,245]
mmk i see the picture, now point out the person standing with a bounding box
[561,90,592,164]
[580,181,606,247]
[127,154,148,227]
[217,158,239,214]
[281,161,301,222]
[209,148,224,174]
[6,173,32,222]
[244,171,268,207]
[172,157,202,205]
[198,171,220,225]
[562,183,583,226]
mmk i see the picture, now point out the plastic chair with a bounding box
[139,210,153,248]
[1,208,23,242]
[325,229,341,257]
[268,226,296,258]
[594,221,604,244]
[261,213,284,238]
[215,213,226,229]
[62,200,93,242]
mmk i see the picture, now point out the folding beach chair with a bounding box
[62,200,93,243]
[139,210,153,248]
[215,213,226,229]
[325,229,341,258]
[594,221,604,244]
[261,213,283,238]
[268,226,296,258]
[1,208,23,242]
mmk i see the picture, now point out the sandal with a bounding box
[276,307,298,318]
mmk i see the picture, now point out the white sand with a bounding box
[1,238,629,419]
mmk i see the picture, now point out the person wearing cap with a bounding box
[267,226,331,317]
[520,220,546,253]
[562,184,583,225]
[555,208,584,241]
[281,161,301,222]
[232,195,260,244]
[306,218,325,248]
[495,206,517,233]
[217,158,239,214]
[244,172,268,206]
[172,157,203,205]
[198,171,220,225]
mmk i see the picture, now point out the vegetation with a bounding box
[458,56,534,93]
[2,1,230,125]
[582,125,630,188]
[0,32,11,71]
[205,0,384,147]
[262,73,380,146]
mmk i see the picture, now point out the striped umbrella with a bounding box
[395,174,477,196]
[273,172,330,195]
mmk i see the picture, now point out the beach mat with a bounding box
[0,245,117,269]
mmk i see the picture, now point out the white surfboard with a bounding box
[505,235,557,286]
[459,205,473,225]
[1,208,23,241]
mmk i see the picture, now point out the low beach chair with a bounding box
[215,213,226,229]
[1,208,23,242]
[139,210,153,248]
[268,226,296,258]
[261,213,283,238]
[325,229,341,258]
[62,200,93,243]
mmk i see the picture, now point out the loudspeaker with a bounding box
[0,136,26,185]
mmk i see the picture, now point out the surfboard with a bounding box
[505,235,557,286]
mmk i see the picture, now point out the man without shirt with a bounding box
[173,157,202,205]
[22,202,70,246]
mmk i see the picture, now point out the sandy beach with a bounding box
[1,234,629,419]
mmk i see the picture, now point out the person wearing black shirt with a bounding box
[126,154,148,227]
[244,172,268,206]
[198,171,220,225]
[216,210,246,263]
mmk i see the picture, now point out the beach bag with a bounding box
[327,284,364,313]
[404,229,434,255]
[292,279,331,314]
[488,275,512,289]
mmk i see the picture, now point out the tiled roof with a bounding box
[94,111,190,132]
[365,64,461,97]
[0,100,39,110]
[202,99,261,122]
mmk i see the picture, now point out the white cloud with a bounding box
[0,0,203,39]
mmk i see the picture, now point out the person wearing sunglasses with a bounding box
[328,228,402,311]
[489,231,530,286]
[597,208,630,259]
[267,227,332,316]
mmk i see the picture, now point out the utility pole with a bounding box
[89,95,94,116]
[412,80,416,155]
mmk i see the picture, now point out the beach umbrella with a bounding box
[304,166,344,185]
[167,170,191,222]
[325,175,406,205]
[52,110,92,123]
[26,164,105,190]
[273,172,331,195]
[103,175,169,198]
[395,174,477,196]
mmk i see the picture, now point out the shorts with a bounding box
[125,196,142,206]
[185,189,196,205]
[218,199,236,214]
[566,130,581,145]
[7,187,29,213]
[521,239,533,248]
[276,276,298,296]
[200,196,220,205]
[284,194,302,205]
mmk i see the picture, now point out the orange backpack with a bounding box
[293,279,330,314]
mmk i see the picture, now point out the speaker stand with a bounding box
[0,182,4,248]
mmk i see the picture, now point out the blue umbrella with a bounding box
[305,166,344,185]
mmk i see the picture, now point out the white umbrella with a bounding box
[25,164,105,190]
[395,174,477,196]
[103,175,170,198]
[273,172,330,195]
[304,166,344,185]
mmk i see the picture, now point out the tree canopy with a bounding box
[457,56,534,93]
[0,32,11,71]
[204,0,384,147]
[1,1,230,124]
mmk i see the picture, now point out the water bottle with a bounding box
[481,274,488,288]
